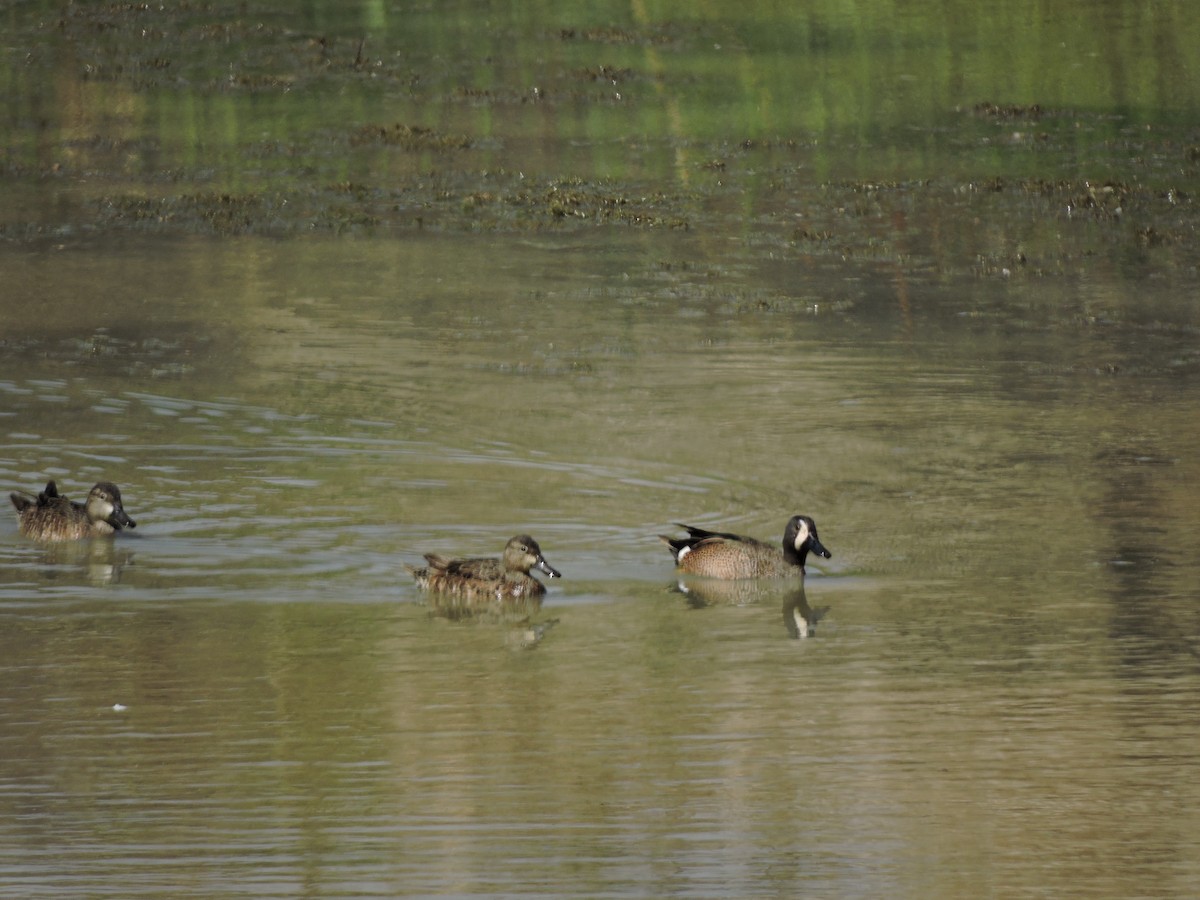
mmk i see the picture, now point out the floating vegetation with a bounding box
[574,64,634,84]
[96,192,285,235]
[558,24,685,46]
[511,180,689,229]
[349,123,472,151]
[971,101,1048,120]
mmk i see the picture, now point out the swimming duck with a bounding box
[405,534,562,602]
[659,515,830,579]
[9,480,137,542]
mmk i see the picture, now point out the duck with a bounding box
[10,480,137,542]
[405,534,562,602]
[659,515,830,579]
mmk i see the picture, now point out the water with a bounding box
[3,0,1200,897]
[2,231,1197,898]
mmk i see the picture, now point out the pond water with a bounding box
[2,1,1200,897]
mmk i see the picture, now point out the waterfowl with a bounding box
[659,515,831,579]
[10,480,137,542]
[405,534,562,602]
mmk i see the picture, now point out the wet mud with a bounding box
[1,2,1198,284]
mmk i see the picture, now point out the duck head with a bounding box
[504,534,561,578]
[785,514,829,565]
[86,482,137,531]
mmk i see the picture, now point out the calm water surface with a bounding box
[3,0,1200,897]
[2,233,1197,898]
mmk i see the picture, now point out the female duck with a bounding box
[10,480,137,541]
[660,514,830,579]
[406,534,562,602]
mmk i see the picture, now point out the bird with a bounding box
[10,480,137,541]
[405,534,562,602]
[659,515,830,579]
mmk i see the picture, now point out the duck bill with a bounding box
[535,557,561,579]
[809,538,831,560]
[110,509,136,530]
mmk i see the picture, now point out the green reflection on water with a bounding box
[3,0,1200,190]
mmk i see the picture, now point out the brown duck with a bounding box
[10,480,137,542]
[659,515,831,579]
[405,534,562,602]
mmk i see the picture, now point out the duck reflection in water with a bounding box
[669,579,829,639]
[421,589,545,623]
[670,576,783,609]
[25,540,137,587]
[782,584,828,639]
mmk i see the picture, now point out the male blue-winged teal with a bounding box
[405,534,562,602]
[659,515,831,579]
[9,480,137,542]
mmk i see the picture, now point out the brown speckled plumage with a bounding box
[405,534,561,603]
[659,515,831,579]
[10,480,137,542]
